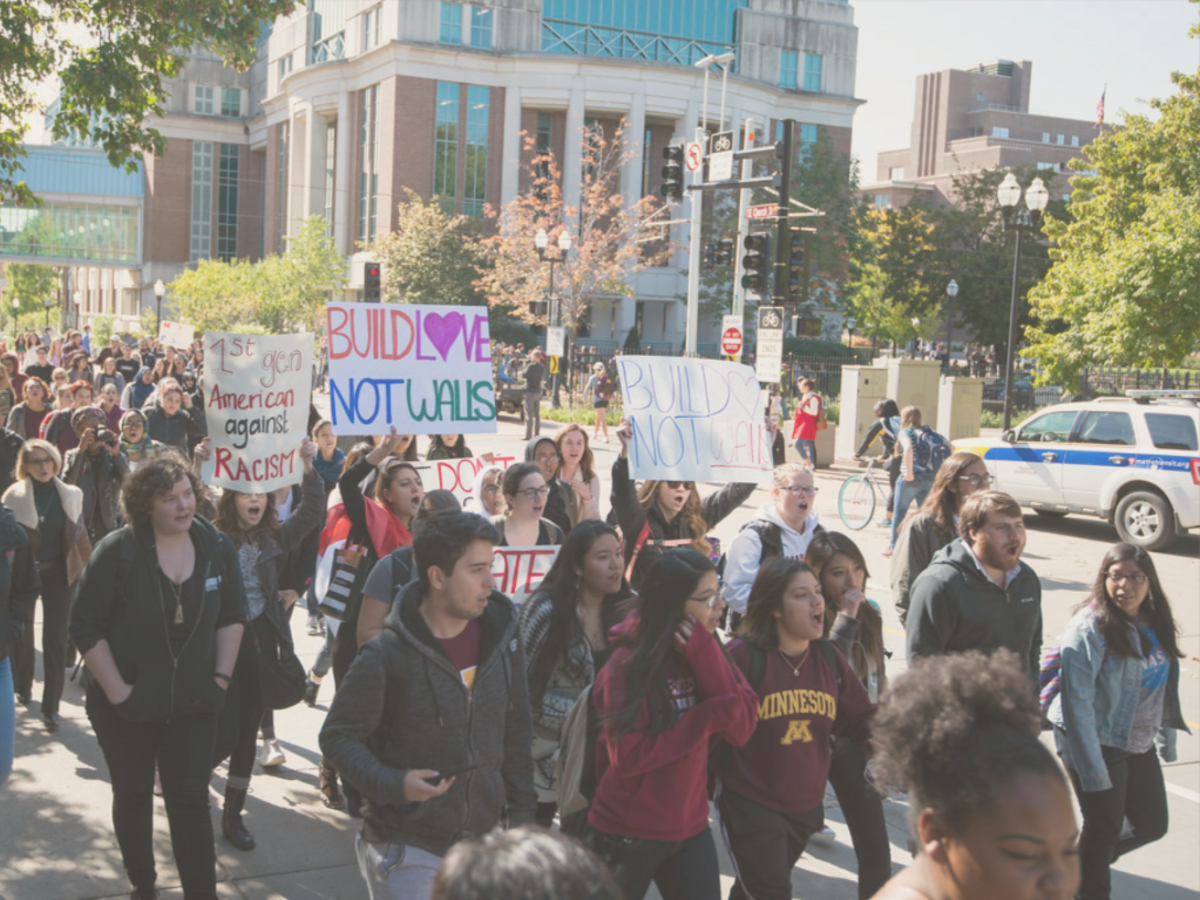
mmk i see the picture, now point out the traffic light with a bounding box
[741,234,770,294]
[661,144,685,202]
[363,262,381,303]
[784,228,805,297]
[704,238,734,268]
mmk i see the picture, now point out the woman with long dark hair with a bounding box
[519,520,630,829]
[804,532,891,898]
[1048,543,1188,900]
[6,377,51,440]
[426,434,473,460]
[584,549,757,900]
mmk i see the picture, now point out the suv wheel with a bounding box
[1114,491,1177,551]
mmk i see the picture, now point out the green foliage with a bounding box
[91,315,117,345]
[540,398,624,424]
[783,336,856,358]
[1,263,58,319]
[1,0,297,203]
[488,309,540,348]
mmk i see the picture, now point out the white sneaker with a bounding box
[260,739,285,768]
[810,824,836,842]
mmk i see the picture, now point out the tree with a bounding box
[1,0,296,204]
[1024,20,1200,384]
[479,123,671,342]
[371,188,489,306]
[1,262,58,328]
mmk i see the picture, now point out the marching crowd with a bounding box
[0,329,1188,900]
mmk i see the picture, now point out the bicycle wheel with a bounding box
[838,475,877,530]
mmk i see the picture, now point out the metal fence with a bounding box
[1079,365,1196,396]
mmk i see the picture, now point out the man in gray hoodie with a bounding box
[320,511,536,900]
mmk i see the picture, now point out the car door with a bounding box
[989,409,1079,505]
[1060,409,1138,510]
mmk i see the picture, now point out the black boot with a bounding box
[221,786,256,851]
[129,884,158,899]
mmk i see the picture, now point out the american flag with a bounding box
[1094,87,1106,129]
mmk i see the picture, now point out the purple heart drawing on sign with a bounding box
[423,311,466,361]
[728,370,762,417]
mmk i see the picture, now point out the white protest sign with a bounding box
[159,320,195,349]
[617,355,773,482]
[326,303,497,436]
[201,331,313,492]
[417,453,519,510]
[492,545,560,607]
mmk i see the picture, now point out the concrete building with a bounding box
[7,0,863,351]
[863,59,1099,210]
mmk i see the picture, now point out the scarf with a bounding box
[121,436,156,457]
[313,449,345,485]
[318,498,410,561]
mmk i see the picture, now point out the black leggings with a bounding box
[884,456,901,515]
[828,738,893,898]
[718,786,822,900]
[13,564,71,714]
[87,686,219,898]
[213,617,268,787]
[584,823,721,900]
[1069,745,1169,900]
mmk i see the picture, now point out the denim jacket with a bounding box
[1049,605,1189,792]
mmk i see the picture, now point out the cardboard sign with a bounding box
[492,545,560,607]
[419,453,518,510]
[201,331,313,492]
[617,355,773,482]
[159,320,195,349]
[326,303,497,436]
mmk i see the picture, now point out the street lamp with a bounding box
[844,316,856,346]
[43,295,53,329]
[153,279,166,331]
[996,173,1048,431]
[534,228,572,408]
[944,278,959,374]
[911,317,920,358]
[72,290,81,331]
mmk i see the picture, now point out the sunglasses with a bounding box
[665,481,694,491]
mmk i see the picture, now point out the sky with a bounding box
[850,0,1200,182]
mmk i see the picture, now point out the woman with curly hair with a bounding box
[870,650,1080,900]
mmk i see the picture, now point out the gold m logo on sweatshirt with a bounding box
[781,719,814,745]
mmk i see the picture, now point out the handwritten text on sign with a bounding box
[618,356,772,482]
[202,331,313,492]
[492,546,560,607]
[420,455,517,509]
[159,320,195,350]
[326,303,497,436]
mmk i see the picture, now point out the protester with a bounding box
[69,452,246,900]
[1048,543,1188,900]
[96,382,125,433]
[426,434,474,460]
[63,407,130,545]
[584,361,613,443]
[24,345,54,385]
[122,366,156,411]
[144,380,204,453]
[0,416,23,498]
[525,435,575,535]
[311,419,345,494]
[320,511,537,900]
[2,351,27,404]
[6,377,50,441]
[94,355,126,395]
[118,409,166,473]
[0,499,39,783]
[853,399,901,525]
[906,491,1043,685]
[719,557,875,900]
[523,349,546,440]
[790,377,823,467]
[0,361,15,425]
[41,379,94,454]
[5,439,91,729]
[67,350,93,384]
[472,465,505,517]
[115,343,141,386]
[890,451,988,624]
[519,520,629,829]
[584,549,757,900]
[490,462,563,547]
[555,423,601,522]
[870,651,1081,900]
[723,461,823,616]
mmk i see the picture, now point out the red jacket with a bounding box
[587,614,759,841]
[791,392,821,441]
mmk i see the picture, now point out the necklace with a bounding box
[34,486,55,526]
[779,646,811,677]
[163,569,186,625]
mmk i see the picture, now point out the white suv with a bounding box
[955,391,1200,550]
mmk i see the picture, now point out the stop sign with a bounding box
[722,326,743,356]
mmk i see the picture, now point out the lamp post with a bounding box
[153,279,165,333]
[72,290,81,331]
[910,317,920,358]
[11,296,18,328]
[844,315,856,346]
[43,296,53,329]
[996,173,1048,432]
[944,278,958,374]
[534,228,572,408]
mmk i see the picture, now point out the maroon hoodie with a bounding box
[588,614,758,842]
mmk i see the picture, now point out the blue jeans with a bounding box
[794,438,817,467]
[356,834,442,900]
[0,657,13,784]
[889,475,934,548]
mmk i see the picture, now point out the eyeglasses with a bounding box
[26,456,55,467]
[689,584,727,609]
[666,481,694,491]
[517,486,552,499]
[480,485,501,495]
[779,485,819,497]
[958,473,992,488]
[1106,572,1148,586]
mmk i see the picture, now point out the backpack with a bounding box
[909,425,952,477]
[597,374,615,399]
[814,395,828,432]
[1038,641,1063,714]
[555,683,603,836]
[716,519,784,579]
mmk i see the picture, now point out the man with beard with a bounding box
[906,490,1043,691]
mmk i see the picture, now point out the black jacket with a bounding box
[320,581,537,854]
[0,504,39,662]
[0,427,22,497]
[64,445,130,543]
[144,405,204,453]
[69,515,248,722]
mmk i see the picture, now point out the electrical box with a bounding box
[937,376,984,442]
[835,365,890,463]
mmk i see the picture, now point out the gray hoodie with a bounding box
[319,580,537,854]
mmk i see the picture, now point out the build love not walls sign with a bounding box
[202,331,313,492]
[326,303,497,435]
[617,356,773,482]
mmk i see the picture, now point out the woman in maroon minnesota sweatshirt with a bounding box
[585,548,758,900]
[718,556,876,900]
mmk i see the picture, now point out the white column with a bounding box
[617,93,646,343]
[303,104,326,221]
[562,87,585,229]
[333,91,353,257]
[287,105,306,241]
[500,84,522,207]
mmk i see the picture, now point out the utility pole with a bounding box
[684,133,704,357]
[773,119,795,315]
[731,117,755,320]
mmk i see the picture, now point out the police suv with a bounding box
[955,391,1200,551]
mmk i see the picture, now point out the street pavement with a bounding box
[2,406,1197,899]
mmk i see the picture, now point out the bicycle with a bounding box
[837,455,891,530]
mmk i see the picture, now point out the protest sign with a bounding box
[159,320,195,349]
[617,355,773,482]
[326,303,497,436]
[492,545,560,607]
[201,331,313,492]
[420,453,518,510]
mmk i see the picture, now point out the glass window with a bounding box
[194,85,214,116]
[434,82,459,201]
[470,6,492,49]
[1056,133,1065,145]
[1016,410,1078,443]
[363,5,381,50]
[779,50,798,89]
[220,88,242,118]
[976,91,985,102]
[536,112,552,154]
[874,193,888,209]
[358,85,379,243]
[323,121,336,225]
[190,141,213,262]
[1077,411,1136,446]
[440,2,462,44]
[799,123,818,149]
[463,86,490,216]
[217,144,239,261]
[1145,413,1198,451]
[641,125,652,196]
[890,167,905,180]
[803,53,822,92]
[277,54,293,87]
[1037,162,1057,171]
[275,122,289,254]
[992,126,1009,139]
[1042,132,1050,143]
[1071,134,1079,147]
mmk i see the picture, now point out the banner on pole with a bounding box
[201,331,313,492]
[492,545,560,607]
[617,355,772,482]
[326,303,497,436]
